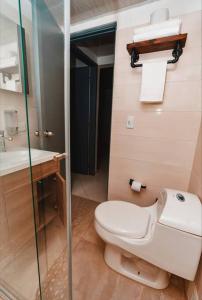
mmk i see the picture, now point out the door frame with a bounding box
[70,22,117,175]
[70,22,117,43]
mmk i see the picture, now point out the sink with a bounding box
[0,148,59,176]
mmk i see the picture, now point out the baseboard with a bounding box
[185,280,199,300]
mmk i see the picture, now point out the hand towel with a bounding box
[139,59,167,103]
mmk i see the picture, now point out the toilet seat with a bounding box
[95,201,151,239]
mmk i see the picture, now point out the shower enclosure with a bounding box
[0,1,71,299]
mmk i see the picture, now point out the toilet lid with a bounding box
[95,201,151,238]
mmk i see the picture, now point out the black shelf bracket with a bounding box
[130,40,183,68]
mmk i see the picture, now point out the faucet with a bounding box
[0,130,13,152]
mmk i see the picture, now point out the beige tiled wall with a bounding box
[189,122,202,200]
[108,11,202,206]
[188,121,202,299]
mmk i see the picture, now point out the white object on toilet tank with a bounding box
[158,189,202,236]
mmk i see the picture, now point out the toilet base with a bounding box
[104,244,170,289]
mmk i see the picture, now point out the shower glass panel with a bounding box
[0,1,41,299]
[20,0,70,299]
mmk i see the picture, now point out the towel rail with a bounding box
[131,41,183,68]
[127,34,187,68]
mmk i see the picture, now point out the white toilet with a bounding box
[94,189,202,289]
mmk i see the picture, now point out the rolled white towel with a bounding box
[133,18,182,42]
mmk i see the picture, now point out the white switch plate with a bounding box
[126,116,134,129]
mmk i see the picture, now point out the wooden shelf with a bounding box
[127,33,187,55]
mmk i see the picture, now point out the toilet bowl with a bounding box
[94,189,202,289]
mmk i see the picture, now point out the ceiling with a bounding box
[45,0,156,27]
[71,0,154,24]
[3,0,157,30]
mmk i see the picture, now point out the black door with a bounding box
[97,67,114,169]
[70,47,97,175]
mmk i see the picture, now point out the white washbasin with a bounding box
[0,148,59,176]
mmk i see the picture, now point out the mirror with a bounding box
[0,13,28,93]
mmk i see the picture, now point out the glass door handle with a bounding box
[43,130,54,137]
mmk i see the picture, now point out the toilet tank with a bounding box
[157,189,202,237]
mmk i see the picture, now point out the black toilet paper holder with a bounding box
[129,179,146,189]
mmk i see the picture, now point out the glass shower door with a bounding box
[19,0,71,300]
[0,1,42,299]
[0,0,70,299]
[0,0,71,300]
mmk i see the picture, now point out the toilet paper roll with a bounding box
[131,180,142,192]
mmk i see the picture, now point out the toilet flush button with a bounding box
[176,193,185,202]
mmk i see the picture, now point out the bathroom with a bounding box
[0,0,201,299]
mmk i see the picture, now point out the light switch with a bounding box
[126,116,134,129]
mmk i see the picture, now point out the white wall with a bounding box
[71,0,202,206]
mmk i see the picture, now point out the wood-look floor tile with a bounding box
[111,275,143,300]
[140,286,162,300]
[73,239,118,300]
[82,219,104,248]
[160,276,186,300]
[72,196,98,249]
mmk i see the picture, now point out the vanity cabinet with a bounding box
[32,157,66,231]
[0,156,66,264]
[34,173,66,231]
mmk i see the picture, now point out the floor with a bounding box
[1,196,187,300]
[71,161,108,203]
